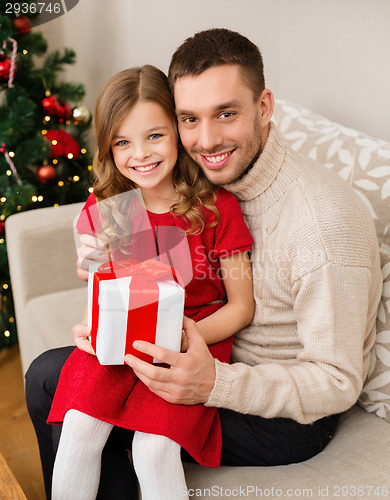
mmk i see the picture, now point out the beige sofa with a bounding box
[6,101,390,498]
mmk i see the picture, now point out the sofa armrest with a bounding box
[6,202,85,303]
[6,202,86,373]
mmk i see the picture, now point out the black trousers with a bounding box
[25,347,339,500]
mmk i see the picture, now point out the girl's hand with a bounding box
[76,233,109,282]
[72,323,95,356]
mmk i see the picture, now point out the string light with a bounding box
[73,175,79,182]
[52,140,57,145]
[4,331,10,337]
[38,195,43,202]
[81,148,87,154]
[32,195,38,202]
[42,129,47,135]
[67,153,73,159]
[3,284,8,290]
[54,203,59,208]
[1,197,6,202]
[8,151,15,158]
[6,170,11,176]
[58,181,64,187]
[45,116,50,122]
[88,187,94,193]
[88,165,93,171]
[53,159,58,164]
[23,49,28,55]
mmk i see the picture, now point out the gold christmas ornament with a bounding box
[73,105,91,124]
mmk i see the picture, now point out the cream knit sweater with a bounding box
[206,122,382,424]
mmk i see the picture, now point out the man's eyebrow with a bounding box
[176,100,243,116]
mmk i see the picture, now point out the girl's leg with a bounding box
[52,409,113,500]
[132,431,189,500]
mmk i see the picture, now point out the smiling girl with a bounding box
[47,65,254,500]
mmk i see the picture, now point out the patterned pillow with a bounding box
[273,100,390,249]
[273,100,390,422]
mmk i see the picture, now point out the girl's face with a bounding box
[111,101,178,200]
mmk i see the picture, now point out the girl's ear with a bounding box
[258,89,274,127]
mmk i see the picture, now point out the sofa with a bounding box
[6,101,390,499]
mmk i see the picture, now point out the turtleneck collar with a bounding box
[223,122,286,201]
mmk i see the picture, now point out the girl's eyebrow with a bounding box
[112,125,169,140]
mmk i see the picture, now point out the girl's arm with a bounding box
[182,251,254,349]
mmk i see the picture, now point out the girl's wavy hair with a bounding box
[91,65,219,247]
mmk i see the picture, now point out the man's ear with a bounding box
[258,89,274,127]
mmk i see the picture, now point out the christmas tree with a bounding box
[0,1,93,350]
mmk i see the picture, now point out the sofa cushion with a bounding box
[184,406,390,499]
[273,100,390,423]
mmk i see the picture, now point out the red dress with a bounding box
[47,188,252,467]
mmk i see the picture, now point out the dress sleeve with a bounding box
[213,189,253,259]
[75,192,100,235]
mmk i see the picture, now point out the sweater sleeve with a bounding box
[206,262,379,424]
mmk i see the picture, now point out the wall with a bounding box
[39,0,390,141]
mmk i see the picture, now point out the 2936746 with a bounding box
[4,2,62,15]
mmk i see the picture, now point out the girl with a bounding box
[48,65,254,500]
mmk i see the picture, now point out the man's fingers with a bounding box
[132,340,181,367]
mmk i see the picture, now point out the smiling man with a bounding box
[26,29,382,499]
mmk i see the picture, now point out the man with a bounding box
[26,28,382,499]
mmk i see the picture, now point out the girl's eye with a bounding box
[115,140,129,147]
[149,133,162,140]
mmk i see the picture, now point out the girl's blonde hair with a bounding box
[91,65,219,241]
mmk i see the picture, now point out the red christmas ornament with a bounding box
[56,101,72,120]
[0,55,11,81]
[13,16,32,34]
[45,129,80,159]
[42,95,60,115]
[0,221,5,237]
[37,165,56,184]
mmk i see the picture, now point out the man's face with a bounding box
[174,64,265,185]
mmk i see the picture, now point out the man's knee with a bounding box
[25,346,75,412]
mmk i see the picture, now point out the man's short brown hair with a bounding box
[168,28,265,100]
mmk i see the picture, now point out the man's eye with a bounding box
[183,117,197,124]
[220,112,234,119]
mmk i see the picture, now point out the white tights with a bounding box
[52,409,188,500]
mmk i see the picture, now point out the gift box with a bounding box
[88,259,185,365]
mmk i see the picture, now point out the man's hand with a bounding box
[124,316,216,405]
[76,234,109,282]
[72,323,95,356]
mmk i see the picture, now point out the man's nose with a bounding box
[197,121,222,152]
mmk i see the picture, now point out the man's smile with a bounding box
[200,149,235,169]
